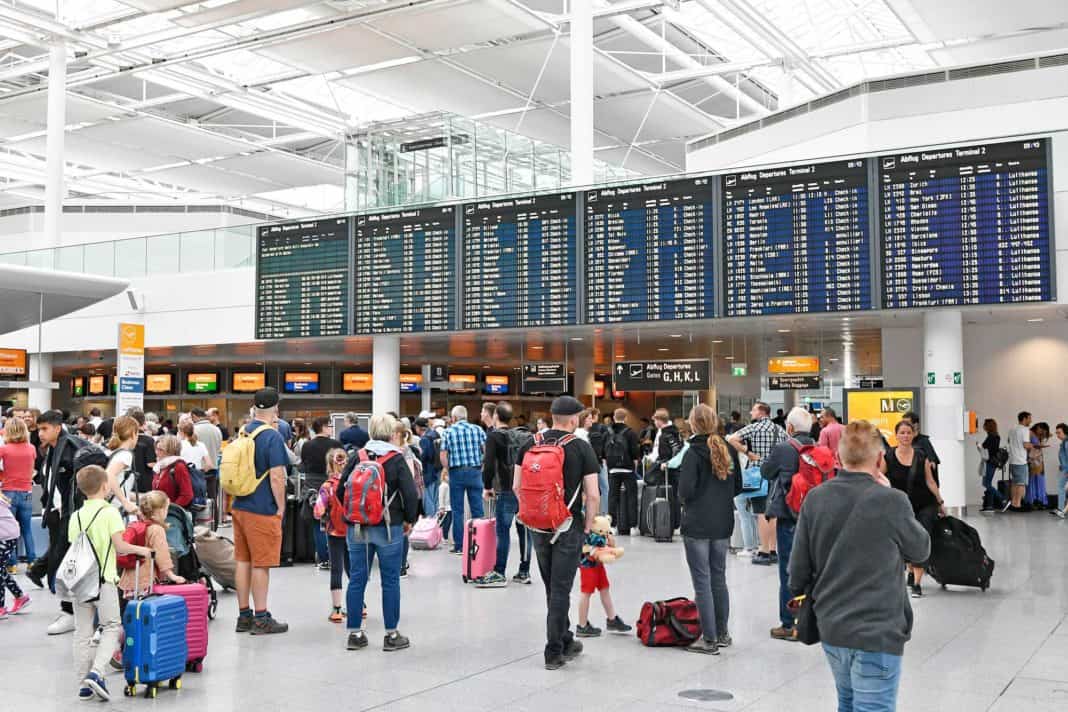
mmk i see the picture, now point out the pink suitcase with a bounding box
[410,516,443,550]
[152,581,210,672]
[461,517,496,582]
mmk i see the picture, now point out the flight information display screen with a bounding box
[585,177,716,323]
[255,217,350,339]
[881,139,1052,307]
[462,192,576,329]
[353,206,456,333]
[722,159,872,316]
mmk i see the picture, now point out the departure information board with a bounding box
[585,177,716,323]
[723,159,872,316]
[354,206,456,333]
[881,139,1052,308]
[255,217,349,339]
[462,192,576,329]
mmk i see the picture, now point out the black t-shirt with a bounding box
[516,429,599,519]
[301,436,344,476]
[133,433,157,492]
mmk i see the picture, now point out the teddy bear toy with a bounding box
[583,514,625,564]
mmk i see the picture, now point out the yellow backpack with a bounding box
[219,424,274,497]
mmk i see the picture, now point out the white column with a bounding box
[923,310,966,512]
[420,363,432,414]
[372,335,400,416]
[43,43,67,249]
[569,0,593,186]
[28,353,53,412]
[573,352,595,403]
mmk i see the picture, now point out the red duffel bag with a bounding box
[636,597,702,647]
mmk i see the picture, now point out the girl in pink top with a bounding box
[0,417,38,570]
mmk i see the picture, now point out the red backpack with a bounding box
[785,439,837,516]
[517,433,579,540]
[636,598,702,647]
[342,450,399,527]
[116,520,150,571]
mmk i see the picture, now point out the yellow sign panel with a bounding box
[844,389,917,447]
[768,356,819,374]
[0,348,27,375]
[118,323,144,356]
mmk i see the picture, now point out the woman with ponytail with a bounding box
[677,404,743,655]
[105,415,141,515]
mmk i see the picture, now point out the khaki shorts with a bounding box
[232,509,282,568]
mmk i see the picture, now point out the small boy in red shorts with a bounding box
[575,515,631,637]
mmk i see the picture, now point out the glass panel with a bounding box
[55,245,83,272]
[115,237,146,278]
[83,241,114,276]
[25,249,54,270]
[146,233,179,275]
[179,229,215,273]
[215,226,253,269]
[0,251,28,266]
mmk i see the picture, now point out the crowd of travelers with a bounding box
[1,390,1060,710]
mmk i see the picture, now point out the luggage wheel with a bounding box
[123,685,136,698]
[169,677,182,690]
[146,685,157,699]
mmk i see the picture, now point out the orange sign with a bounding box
[0,348,27,376]
[145,374,173,393]
[594,381,606,398]
[768,356,820,374]
[118,323,145,356]
[88,375,107,395]
[449,374,476,384]
[343,373,373,392]
[400,374,423,385]
[232,373,266,392]
[485,375,509,386]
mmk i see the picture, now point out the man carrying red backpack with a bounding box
[514,396,601,671]
[761,407,835,642]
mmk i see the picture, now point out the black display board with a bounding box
[880,138,1053,307]
[353,206,456,333]
[255,217,350,339]
[612,359,711,391]
[462,192,577,329]
[585,177,716,323]
[521,362,568,394]
[723,159,872,316]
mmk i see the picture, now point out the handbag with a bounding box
[740,464,769,499]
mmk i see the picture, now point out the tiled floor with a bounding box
[3,511,1066,711]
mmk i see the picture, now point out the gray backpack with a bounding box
[56,508,111,603]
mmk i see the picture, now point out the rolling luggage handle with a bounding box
[132,551,157,600]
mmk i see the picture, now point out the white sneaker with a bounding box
[91,626,102,645]
[1055,509,1066,519]
[734,548,756,558]
[47,612,75,636]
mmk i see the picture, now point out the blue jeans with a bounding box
[311,521,329,564]
[1059,470,1068,512]
[597,464,609,515]
[682,536,730,641]
[822,643,903,712]
[733,494,758,550]
[494,492,531,576]
[346,524,404,631]
[448,467,484,550]
[3,491,34,566]
[776,520,796,629]
[981,461,1002,507]
[422,475,439,518]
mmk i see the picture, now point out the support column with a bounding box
[573,351,595,405]
[43,43,67,249]
[28,353,53,412]
[420,363,432,414]
[923,310,965,512]
[570,0,593,186]
[372,335,400,416]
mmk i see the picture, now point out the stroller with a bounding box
[165,504,218,619]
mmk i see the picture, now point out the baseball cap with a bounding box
[418,410,435,419]
[550,395,584,416]
[414,417,430,429]
[254,387,280,409]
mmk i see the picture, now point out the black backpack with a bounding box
[503,428,534,472]
[604,428,631,470]
[69,441,108,510]
[991,448,1009,469]
[588,425,607,461]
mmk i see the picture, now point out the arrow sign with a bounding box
[613,359,710,392]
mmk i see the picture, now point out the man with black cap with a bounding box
[232,387,290,635]
[514,395,601,670]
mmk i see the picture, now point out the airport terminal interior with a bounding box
[2,0,1068,710]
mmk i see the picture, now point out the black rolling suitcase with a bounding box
[638,480,656,537]
[926,515,994,591]
[650,485,673,543]
[280,497,315,567]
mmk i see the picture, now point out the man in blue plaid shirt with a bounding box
[440,405,488,552]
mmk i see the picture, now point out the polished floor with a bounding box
[2,511,1067,711]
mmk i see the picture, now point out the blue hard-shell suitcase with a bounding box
[122,559,188,699]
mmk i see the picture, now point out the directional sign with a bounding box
[613,359,710,392]
[522,362,568,394]
[429,364,449,385]
[768,375,822,390]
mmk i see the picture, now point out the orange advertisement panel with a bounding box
[343,373,373,392]
[843,388,918,447]
[768,356,820,374]
[0,348,27,375]
[485,375,509,386]
[118,323,145,356]
[594,381,606,398]
[145,374,173,393]
[88,375,107,395]
[232,373,266,392]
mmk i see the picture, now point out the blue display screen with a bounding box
[462,192,577,329]
[400,380,421,393]
[585,177,716,323]
[354,206,456,333]
[723,159,872,316]
[484,383,509,395]
[880,139,1052,307]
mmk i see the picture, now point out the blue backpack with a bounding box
[185,464,209,513]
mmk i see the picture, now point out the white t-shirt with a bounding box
[1008,425,1030,466]
[181,441,209,470]
[106,448,135,510]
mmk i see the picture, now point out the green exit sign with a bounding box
[732,364,747,377]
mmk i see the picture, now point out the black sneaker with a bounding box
[544,653,566,670]
[250,613,289,635]
[400,565,409,579]
[767,552,779,565]
[235,615,253,633]
[751,552,772,566]
[576,623,602,638]
[26,562,45,590]
[606,616,632,633]
[512,572,532,584]
[910,584,923,599]
[383,631,410,652]
[562,639,583,660]
[716,633,733,648]
[907,571,914,588]
[686,638,720,655]
[346,630,368,650]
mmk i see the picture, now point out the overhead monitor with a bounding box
[71,376,85,397]
[354,206,457,334]
[283,371,320,394]
[400,374,422,393]
[87,375,108,396]
[448,374,477,392]
[342,373,373,393]
[484,375,509,395]
[145,374,174,394]
[462,191,577,329]
[255,217,350,339]
[232,372,266,393]
[880,138,1053,307]
[186,372,219,394]
[585,177,716,323]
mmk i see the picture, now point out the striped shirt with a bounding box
[442,420,487,469]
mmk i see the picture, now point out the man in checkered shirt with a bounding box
[727,402,787,566]
[440,405,488,553]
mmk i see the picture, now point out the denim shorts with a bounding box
[1010,464,1029,486]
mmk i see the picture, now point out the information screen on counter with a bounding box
[723,160,872,316]
[255,217,350,339]
[585,177,716,323]
[881,139,1052,308]
[354,206,456,333]
[462,192,576,329]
